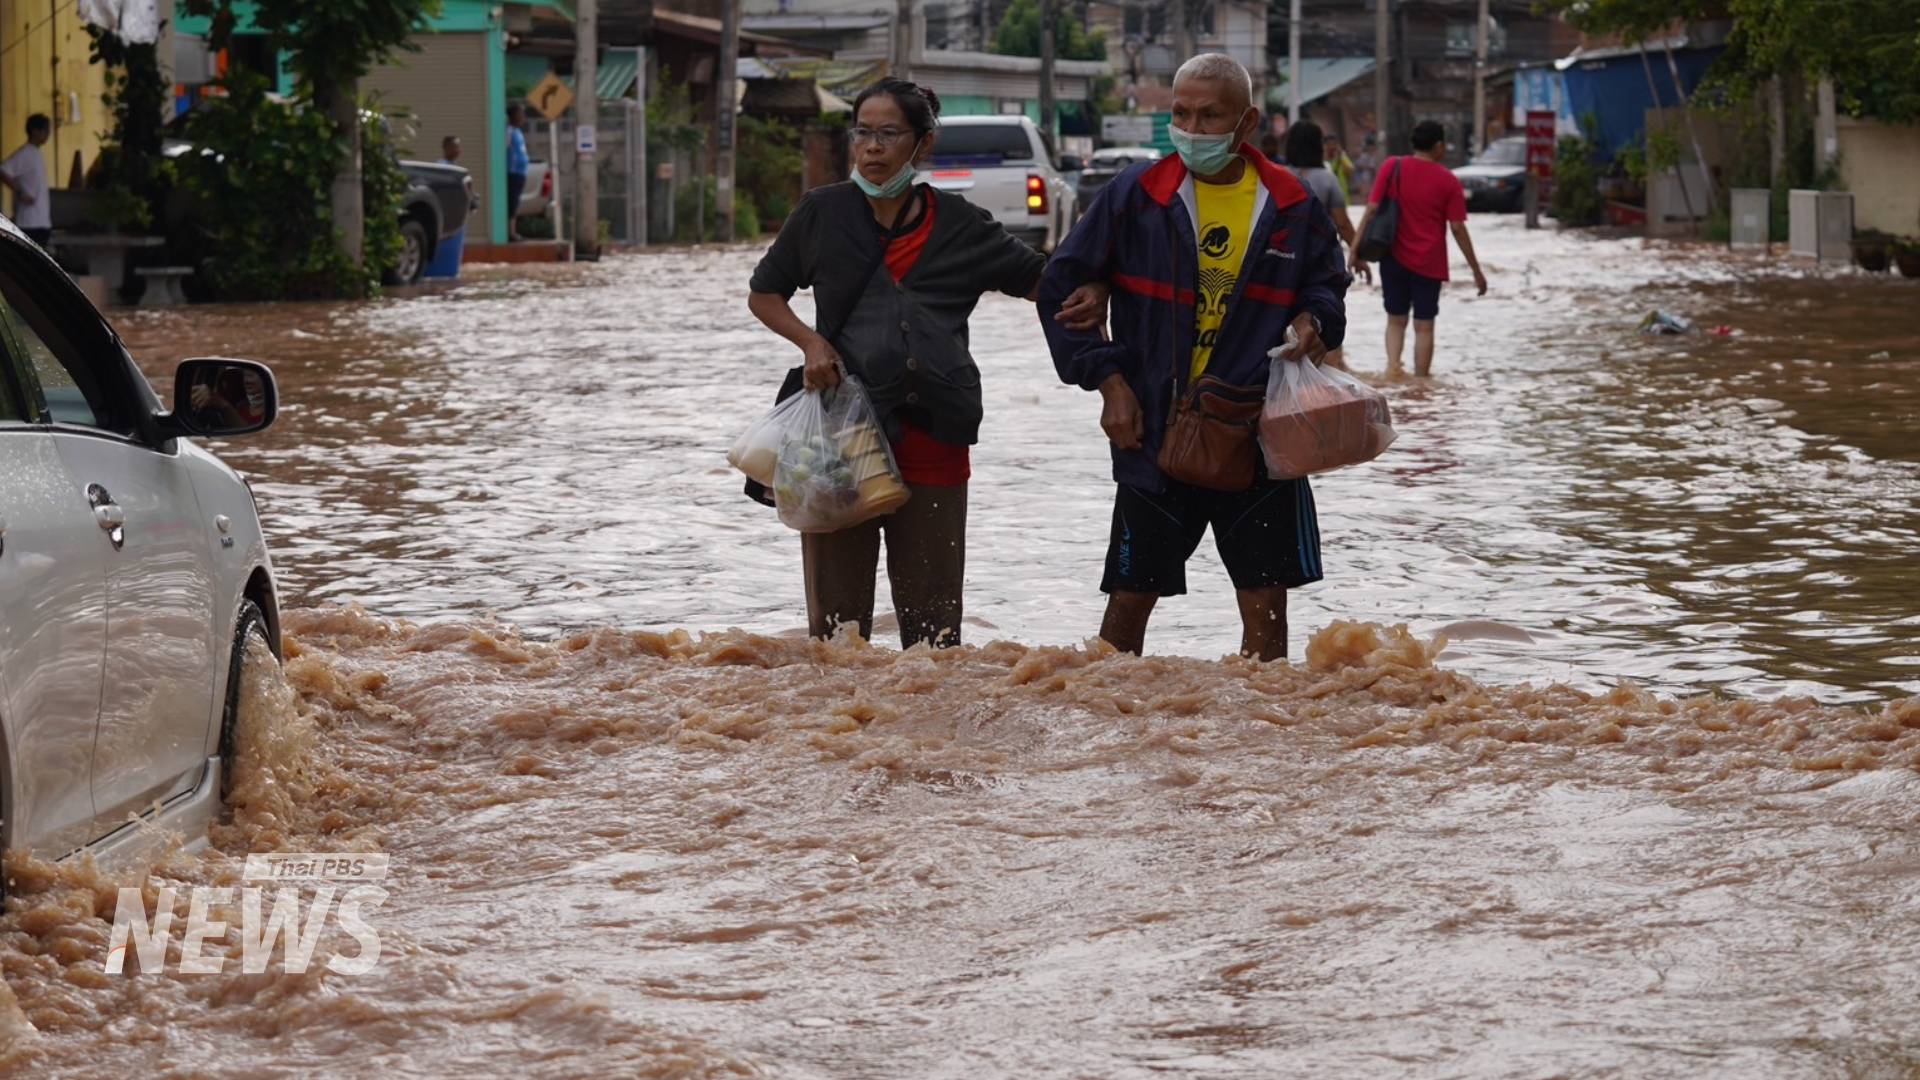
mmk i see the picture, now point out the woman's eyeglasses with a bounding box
[851,126,915,148]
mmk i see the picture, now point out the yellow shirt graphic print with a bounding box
[1189,167,1259,380]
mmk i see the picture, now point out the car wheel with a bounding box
[218,600,278,804]
[388,219,429,286]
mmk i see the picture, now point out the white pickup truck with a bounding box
[919,116,1077,252]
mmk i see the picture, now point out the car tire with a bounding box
[218,600,277,804]
[387,219,430,287]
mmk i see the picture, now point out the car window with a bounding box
[0,261,123,431]
[0,350,25,423]
[932,124,1034,161]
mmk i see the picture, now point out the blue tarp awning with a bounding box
[1558,45,1721,157]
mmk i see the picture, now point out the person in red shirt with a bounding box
[1349,120,1489,377]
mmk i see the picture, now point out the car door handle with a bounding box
[87,483,127,550]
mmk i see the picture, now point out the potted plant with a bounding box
[1852,230,1893,272]
[1894,237,1920,279]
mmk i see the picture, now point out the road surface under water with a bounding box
[2,219,1917,1077]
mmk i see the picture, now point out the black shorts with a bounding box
[1380,254,1442,320]
[1102,478,1324,597]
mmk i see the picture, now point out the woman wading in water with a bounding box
[748,78,1106,648]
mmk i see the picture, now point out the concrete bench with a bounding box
[134,266,193,307]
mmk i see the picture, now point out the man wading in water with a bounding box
[1037,54,1351,660]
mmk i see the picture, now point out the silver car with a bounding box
[0,218,282,883]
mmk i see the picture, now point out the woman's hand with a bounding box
[802,334,844,391]
[1055,282,1110,333]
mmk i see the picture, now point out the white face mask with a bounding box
[851,137,923,199]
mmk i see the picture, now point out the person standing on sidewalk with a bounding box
[1038,53,1351,662]
[1349,120,1488,377]
[1,114,53,249]
[505,104,529,241]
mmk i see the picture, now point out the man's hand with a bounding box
[1275,313,1325,364]
[1098,373,1144,450]
[1472,267,1488,296]
[17,190,35,206]
[1055,282,1110,333]
[801,335,843,391]
[1350,257,1372,285]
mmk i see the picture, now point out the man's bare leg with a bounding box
[1100,591,1159,654]
[1413,318,1437,377]
[1235,587,1289,661]
[1385,314,1409,374]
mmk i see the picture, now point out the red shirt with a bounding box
[1368,155,1467,281]
[883,191,970,487]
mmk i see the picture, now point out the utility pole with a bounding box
[575,0,600,257]
[717,0,740,242]
[1039,0,1056,150]
[1287,0,1301,123]
[1373,0,1390,153]
[895,0,914,79]
[1471,0,1488,154]
[1171,0,1193,63]
[1815,75,1838,176]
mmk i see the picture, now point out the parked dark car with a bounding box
[1074,147,1162,218]
[1454,136,1530,212]
[392,160,477,286]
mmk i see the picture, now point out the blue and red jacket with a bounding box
[1038,145,1351,492]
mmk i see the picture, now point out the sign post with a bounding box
[530,72,575,246]
[1524,109,1555,230]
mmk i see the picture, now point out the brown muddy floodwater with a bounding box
[3,218,1918,1078]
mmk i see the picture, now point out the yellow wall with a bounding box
[0,0,115,215]
[1838,118,1920,238]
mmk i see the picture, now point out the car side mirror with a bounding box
[1058,154,1084,173]
[170,358,277,438]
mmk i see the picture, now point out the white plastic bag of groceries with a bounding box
[772,377,910,533]
[728,392,804,486]
[1259,337,1397,479]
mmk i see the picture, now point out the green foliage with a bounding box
[1547,0,1920,123]
[175,74,406,300]
[1615,143,1649,188]
[1551,133,1605,227]
[646,72,707,161]
[361,105,411,282]
[84,26,167,231]
[990,0,1109,61]
[180,0,439,294]
[1645,122,1684,172]
[735,114,802,233]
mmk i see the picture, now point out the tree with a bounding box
[1546,0,1920,122]
[184,0,441,270]
[991,0,1108,61]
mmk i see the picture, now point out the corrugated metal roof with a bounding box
[1290,58,1375,106]
[561,52,640,99]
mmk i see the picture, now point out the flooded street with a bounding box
[4,218,1919,1077]
[111,217,1919,702]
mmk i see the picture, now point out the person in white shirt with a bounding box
[1,114,53,247]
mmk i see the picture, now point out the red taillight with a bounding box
[541,171,553,198]
[1026,174,1047,214]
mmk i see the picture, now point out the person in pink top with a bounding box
[1349,120,1489,376]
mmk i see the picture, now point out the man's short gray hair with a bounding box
[1173,53,1253,111]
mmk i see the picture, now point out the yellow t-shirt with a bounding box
[1190,166,1260,380]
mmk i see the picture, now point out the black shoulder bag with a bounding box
[1354,157,1402,264]
[744,188,922,507]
